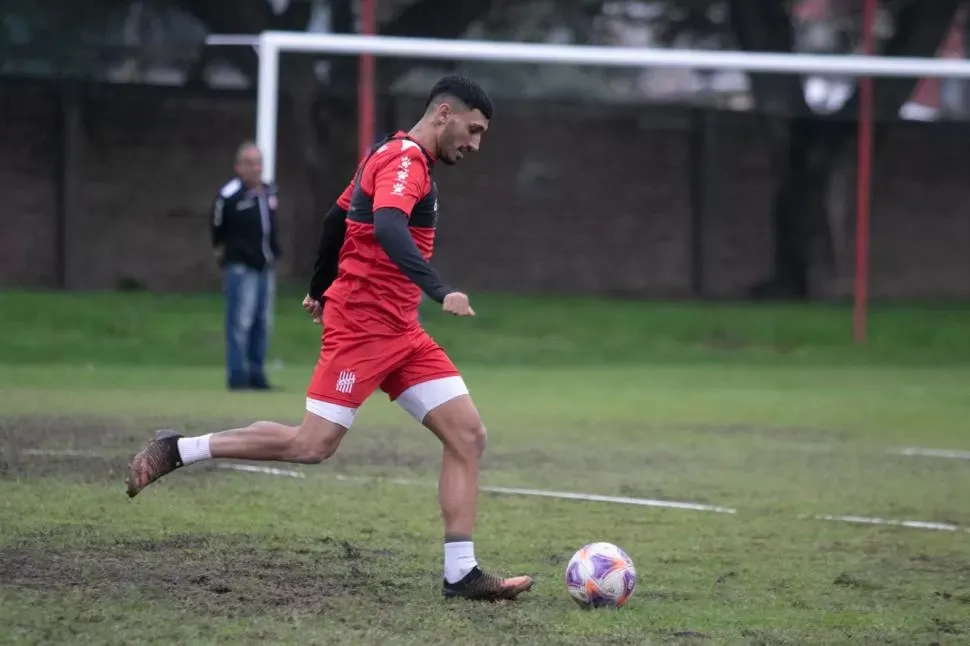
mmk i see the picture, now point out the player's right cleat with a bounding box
[442,566,534,601]
[124,429,183,498]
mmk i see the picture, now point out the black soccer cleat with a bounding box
[124,429,184,498]
[442,566,534,601]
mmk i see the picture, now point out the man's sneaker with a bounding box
[442,566,534,601]
[249,373,273,390]
[124,429,184,498]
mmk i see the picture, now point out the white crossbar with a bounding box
[206,30,970,182]
[208,31,970,78]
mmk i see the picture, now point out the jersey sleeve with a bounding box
[371,146,431,215]
[211,194,226,246]
[336,180,354,211]
[336,153,370,211]
[373,208,453,302]
[308,202,348,300]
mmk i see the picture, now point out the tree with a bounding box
[659,0,963,299]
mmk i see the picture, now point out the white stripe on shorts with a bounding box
[305,397,357,429]
[395,376,469,423]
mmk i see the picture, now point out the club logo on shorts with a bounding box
[336,370,356,394]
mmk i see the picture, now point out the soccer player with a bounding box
[124,75,534,602]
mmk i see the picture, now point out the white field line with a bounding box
[218,463,305,478]
[332,474,735,513]
[334,474,416,486]
[891,447,970,460]
[813,514,970,533]
[479,485,737,514]
[15,448,967,532]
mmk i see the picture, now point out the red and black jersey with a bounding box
[321,132,443,334]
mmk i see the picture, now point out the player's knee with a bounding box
[291,428,342,464]
[474,422,487,458]
[295,439,339,464]
[450,420,487,462]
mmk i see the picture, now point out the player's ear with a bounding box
[434,101,453,125]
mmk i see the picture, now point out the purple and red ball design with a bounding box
[565,542,636,609]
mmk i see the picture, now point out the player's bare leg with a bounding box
[421,393,533,600]
[125,410,348,497]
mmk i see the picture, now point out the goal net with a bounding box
[208,30,970,336]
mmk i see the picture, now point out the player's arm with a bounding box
[307,181,354,301]
[211,195,226,261]
[373,209,453,302]
[370,150,453,303]
[267,185,283,260]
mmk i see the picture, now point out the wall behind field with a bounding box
[1,81,968,299]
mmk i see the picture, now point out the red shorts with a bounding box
[306,301,463,425]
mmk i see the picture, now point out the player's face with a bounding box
[438,107,488,166]
[234,146,263,186]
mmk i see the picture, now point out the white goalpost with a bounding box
[208,31,970,183]
[206,30,970,341]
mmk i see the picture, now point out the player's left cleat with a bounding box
[442,566,534,601]
[124,429,184,498]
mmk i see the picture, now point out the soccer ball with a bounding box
[565,541,636,609]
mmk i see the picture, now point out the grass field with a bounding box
[2,289,970,645]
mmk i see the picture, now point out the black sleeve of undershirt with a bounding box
[373,207,453,303]
[307,203,348,300]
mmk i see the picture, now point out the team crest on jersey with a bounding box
[336,370,356,394]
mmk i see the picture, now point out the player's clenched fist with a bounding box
[443,291,475,316]
[302,294,323,324]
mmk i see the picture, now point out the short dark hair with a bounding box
[425,74,493,120]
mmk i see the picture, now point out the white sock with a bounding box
[444,540,477,584]
[176,434,212,465]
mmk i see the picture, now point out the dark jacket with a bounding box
[211,177,282,271]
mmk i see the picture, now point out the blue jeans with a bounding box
[223,263,275,388]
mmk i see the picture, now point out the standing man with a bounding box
[211,142,281,391]
[126,75,533,601]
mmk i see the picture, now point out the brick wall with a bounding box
[0,87,59,287]
[1,83,967,299]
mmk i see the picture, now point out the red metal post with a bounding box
[854,0,876,344]
[358,0,376,159]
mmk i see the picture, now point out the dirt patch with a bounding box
[5,413,816,480]
[0,414,449,470]
[0,414,212,449]
[0,451,127,480]
[1,415,127,479]
[0,531,400,616]
[909,553,970,576]
[0,414,567,478]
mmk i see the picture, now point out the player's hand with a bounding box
[302,294,323,324]
[442,292,475,317]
